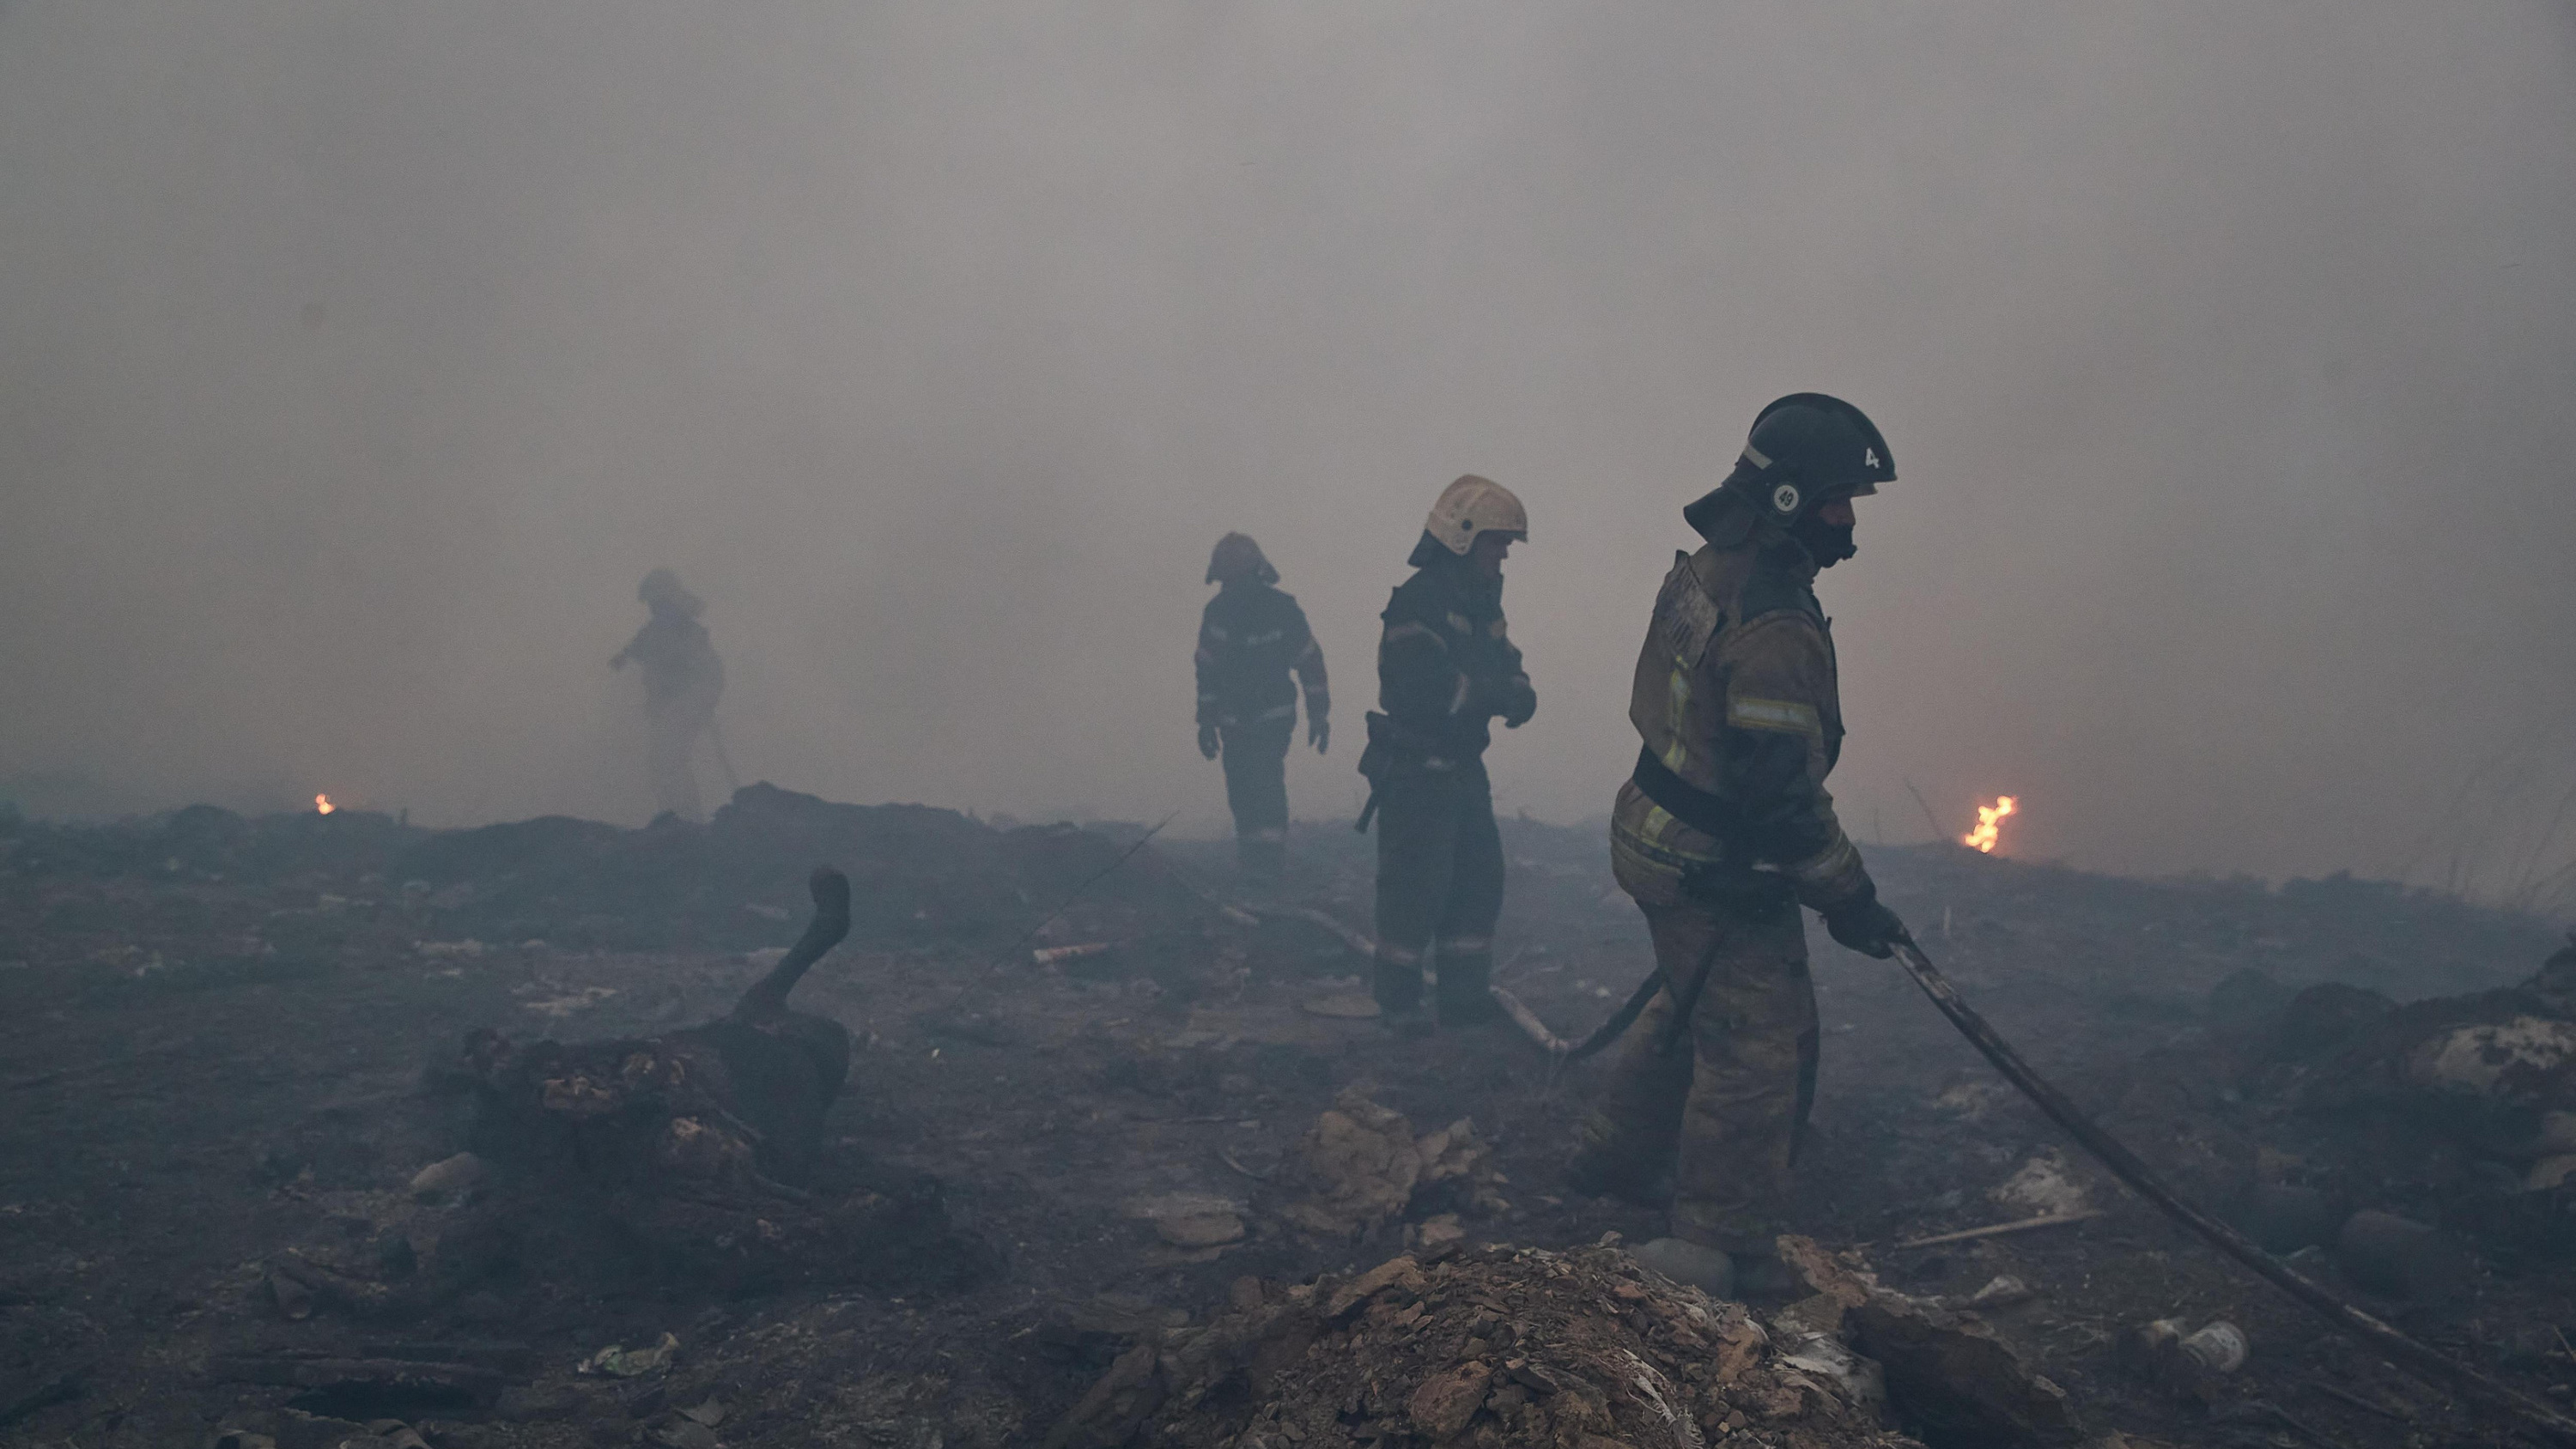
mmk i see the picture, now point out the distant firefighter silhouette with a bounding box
[1194,533,1328,878]
[611,567,726,822]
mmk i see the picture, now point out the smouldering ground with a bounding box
[0,802,2567,1447]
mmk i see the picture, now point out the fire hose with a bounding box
[1506,931,2576,1440]
[1884,934,2576,1445]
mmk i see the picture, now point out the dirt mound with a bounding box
[1048,1243,1922,1449]
[0,801,428,882]
[391,783,1211,951]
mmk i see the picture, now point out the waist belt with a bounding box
[1631,746,1737,840]
[1631,748,1792,900]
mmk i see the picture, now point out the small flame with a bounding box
[315,792,336,815]
[1962,795,2016,853]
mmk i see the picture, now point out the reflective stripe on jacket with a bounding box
[1613,537,1867,907]
[1196,582,1327,730]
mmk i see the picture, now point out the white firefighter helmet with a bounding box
[1421,474,1528,555]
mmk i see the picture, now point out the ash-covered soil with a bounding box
[2,785,2570,1449]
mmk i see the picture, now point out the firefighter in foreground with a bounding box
[1194,533,1329,878]
[611,567,726,822]
[1359,476,1536,1033]
[1568,396,1911,1299]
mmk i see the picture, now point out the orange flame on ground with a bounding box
[315,793,336,815]
[1962,795,2016,853]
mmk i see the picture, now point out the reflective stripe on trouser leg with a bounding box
[1654,896,1815,1253]
[1220,721,1293,876]
[1373,766,1466,1013]
[1218,721,1292,834]
[1431,777,1504,1024]
[1434,936,1497,1023]
[1371,945,1425,1014]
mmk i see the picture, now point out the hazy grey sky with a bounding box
[4,3,2573,897]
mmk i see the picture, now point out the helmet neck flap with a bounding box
[1682,393,1893,567]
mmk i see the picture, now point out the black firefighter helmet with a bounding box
[1683,393,1895,550]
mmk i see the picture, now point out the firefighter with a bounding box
[611,567,726,822]
[1359,476,1535,1033]
[1568,396,1911,1299]
[1194,533,1330,878]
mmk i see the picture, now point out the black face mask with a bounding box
[1789,512,1856,567]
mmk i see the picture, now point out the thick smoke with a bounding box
[3,3,2573,902]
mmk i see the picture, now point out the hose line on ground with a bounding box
[1890,937,2576,1446]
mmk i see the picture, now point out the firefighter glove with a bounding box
[1823,890,1907,960]
[1309,715,1330,755]
[1198,724,1220,761]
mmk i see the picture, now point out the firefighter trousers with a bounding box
[645,689,720,823]
[1370,760,1504,1023]
[1218,720,1294,876]
[1573,881,1819,1252]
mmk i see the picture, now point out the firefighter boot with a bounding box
[1373,945,1431,1037]
[1434,937,1502,1028]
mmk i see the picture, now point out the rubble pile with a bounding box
[1048,1243,1926,1449]
[2166,936,2576,1271]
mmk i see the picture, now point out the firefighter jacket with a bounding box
[1194,582,1327,731]
[1613,533,1871,909]
[617,611,724,711]
[1370,554,1534,767]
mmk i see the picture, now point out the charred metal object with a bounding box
[452,866,969,1288]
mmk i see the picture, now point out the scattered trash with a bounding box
[1932,1078,2013,1119]
[1048,1243,1896,1449]
[578,1331,680,1378]
[1119,1193,1247,1249]
[2404,1016,2576,1096]
[1959,1275,2035,1310]
[1772,1324,1888,1410]
[1778,1235,2089,1448]
[2179,1320,2248,1374]
[1405,1212,1467,1255]
[512,983,619,1017]
[1279,1088,1419,1237]
[1299,991,1380,1020]
[1892,1210,2103,1251]
[406,1151,487,1201]
[2128,1317,2247,1401]
[1034,942,1114,967]
[1277,1088,1506,1238]
[1989,1151,2090,1218]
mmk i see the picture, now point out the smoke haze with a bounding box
[5,3,2573,900]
